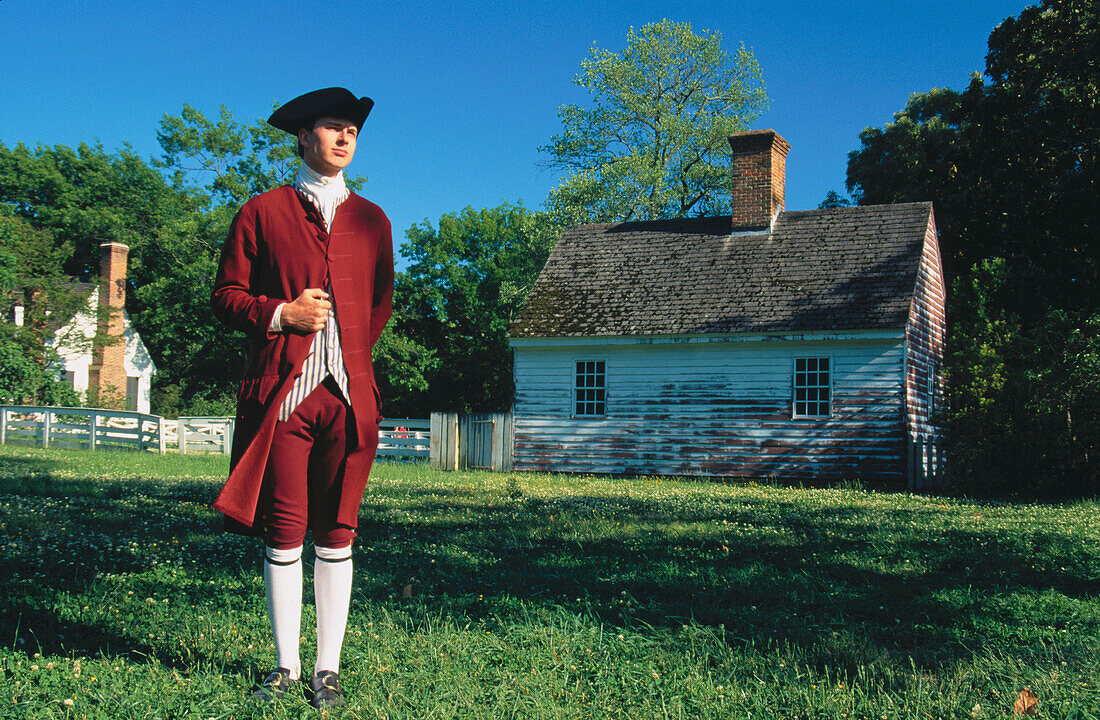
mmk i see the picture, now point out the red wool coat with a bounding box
[210,185,394,531]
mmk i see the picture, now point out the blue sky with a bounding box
[2,0,1031,258]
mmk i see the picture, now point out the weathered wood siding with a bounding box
[905,213,946,437]
[904,212,947,486]
[512,334,908,481]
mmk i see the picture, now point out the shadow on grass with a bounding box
[0,453,68,479]
[2,461,1098,684]
[352,489,1100,672]
[0,464,255,676]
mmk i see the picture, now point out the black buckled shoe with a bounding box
[310,670,346,709]
[252,667,298,702]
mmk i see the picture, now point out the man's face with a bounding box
[299,117,358,177]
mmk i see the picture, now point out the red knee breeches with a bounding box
[257,377,358,550]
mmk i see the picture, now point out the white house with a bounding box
[12,242,157,413]
[46,283,157,413]
[508,130,945,487]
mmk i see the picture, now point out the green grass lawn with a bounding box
[1,445,1099,719]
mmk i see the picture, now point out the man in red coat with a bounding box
[211,87,393,708]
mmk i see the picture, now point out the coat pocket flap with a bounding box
[238,374,280,406]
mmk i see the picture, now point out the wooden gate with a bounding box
[430,411,513,471]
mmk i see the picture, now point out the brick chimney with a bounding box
[728,129,790,230]
[88,242,129,409]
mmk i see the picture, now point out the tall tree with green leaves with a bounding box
[155,104,305,210]
[0,141,198,280]
[394,204,556,415]
[0,136,260,416]
[542,19,768,224]
[847,0,1096,307]
[0,214,81,405]
[845,0,1099,494]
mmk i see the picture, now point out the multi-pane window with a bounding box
[574,360,606,417]
[793,357,830,418]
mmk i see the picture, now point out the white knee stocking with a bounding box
[313,544,353,675]
[263,545,303,680]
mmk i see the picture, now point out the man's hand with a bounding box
[280,288,331,333]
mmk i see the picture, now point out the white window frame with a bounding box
[573,359,606,417]
[792,356,832,419]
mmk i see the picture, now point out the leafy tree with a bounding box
[129,240,246,416]
[0,214,80,405]
[156,104,298,209]
[0,139,245,415]
[542,19,768,224]
[0,326,79,406]
[394,204,556,415]
[155,104,367,209]
[847,0,1097,305]
[818,190,852,209]
[845,0,1099,494]
[0,141,193,280]
[845,87,975,281]
[948,262,1099,494]
[372,323,440,417]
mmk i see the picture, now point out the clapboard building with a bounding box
[8,242,157,412]
[509,130,945,486]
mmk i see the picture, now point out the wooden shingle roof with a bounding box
[510,202,933,338]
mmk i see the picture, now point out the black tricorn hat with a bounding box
[267,87,374,134]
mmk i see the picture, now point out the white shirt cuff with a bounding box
[270,303,285,332]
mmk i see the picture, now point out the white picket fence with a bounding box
[176,416,234,455]
[377,419,431,459]
[0,406,166,452]
[0,406,430,459]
